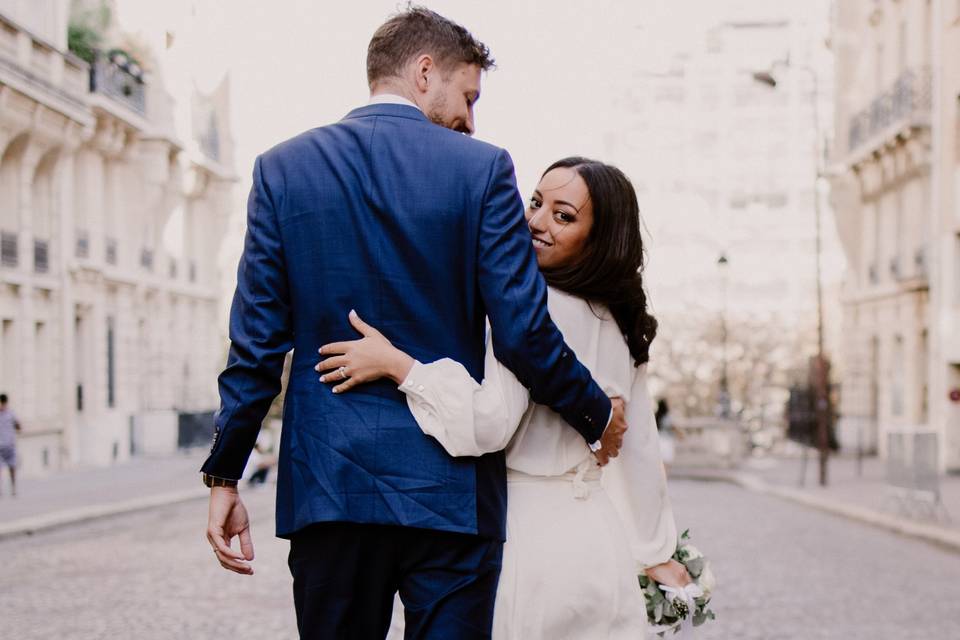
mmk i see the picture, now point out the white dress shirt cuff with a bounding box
[588,407,614,452]
[398,361,428,396]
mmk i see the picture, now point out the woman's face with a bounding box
[525,167,594,270]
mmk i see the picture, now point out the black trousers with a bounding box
[288,522,503,640]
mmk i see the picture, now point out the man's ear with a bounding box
[413,54,435,93]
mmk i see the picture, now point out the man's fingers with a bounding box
[209,530,253,574]
[215,551,254,575]
[208,529,245,561]
[238,528,255,561]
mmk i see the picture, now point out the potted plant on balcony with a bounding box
[67,3,109,64]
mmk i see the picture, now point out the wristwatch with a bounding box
[202,473,238,488]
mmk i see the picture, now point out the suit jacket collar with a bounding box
[343,103,430,123]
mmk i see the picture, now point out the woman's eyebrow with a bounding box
[553,198,583,212]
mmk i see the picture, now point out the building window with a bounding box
[105,237,117,265]
[0,231,17,267]
[34,239,49,273]
[919,329,929,424]
[875,43,884,93]
[35,321,47,415]
[76,230,89,258]
[891,335,904,417]
[955,234,960,304]
[1,320,14,400]
[898,21,907,72]
[869,203,881,284]
[107,316,116,408]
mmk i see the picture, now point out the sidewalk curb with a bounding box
[0,487,210,541]
[672,468,960,554]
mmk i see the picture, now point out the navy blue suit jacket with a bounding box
[201,103,611,540]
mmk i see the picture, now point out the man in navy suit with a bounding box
[202,7,627,639]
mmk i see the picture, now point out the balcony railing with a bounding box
[848,67,931,156]
[0,231,17,267]
[90,52,146,116]
[34,239,49,273]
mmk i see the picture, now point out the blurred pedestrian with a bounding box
[244,430,277,486]
[655,398,678,466]
[0,393,21,497]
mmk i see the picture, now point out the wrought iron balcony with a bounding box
[34,239,49,273]
[90,51,146,116]
[847,67,931,157]
[0,231,16,267]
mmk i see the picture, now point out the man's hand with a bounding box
[206,486,255,575]
[594,397,627,466]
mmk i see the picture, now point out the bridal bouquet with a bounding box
[638,530,716,637]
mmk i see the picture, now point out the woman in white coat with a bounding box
[318,157,690,638]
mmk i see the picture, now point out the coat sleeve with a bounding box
[601,365,679,572]
[399,331,530,457]
[476,148,611,444]
[200,156,294,480]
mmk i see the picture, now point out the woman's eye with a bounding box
[554,211,575,223]
[529,198,542,209]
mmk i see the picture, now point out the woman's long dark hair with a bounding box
[539,157,657,366]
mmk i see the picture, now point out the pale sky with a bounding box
[115,0,768,192]
[113,0,844,351]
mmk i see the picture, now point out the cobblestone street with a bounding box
[2,479,958,639]
[669,479,960,639]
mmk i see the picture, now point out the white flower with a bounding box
[697,564,716,596]
[681,544,703,561]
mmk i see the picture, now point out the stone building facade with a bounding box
[0,0,235,475]
[829,0,960,471]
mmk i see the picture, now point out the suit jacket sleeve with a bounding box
[476,148,611,444]
[201,156,294,479]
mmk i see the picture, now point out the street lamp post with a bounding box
[753,62,831,487]
[717,253,731,420]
